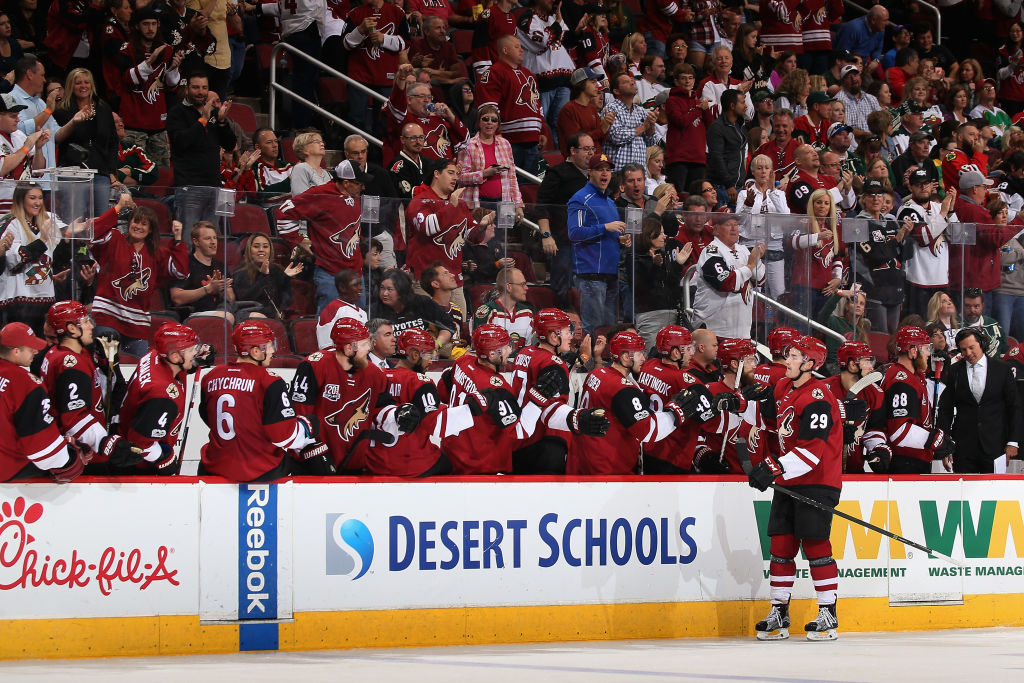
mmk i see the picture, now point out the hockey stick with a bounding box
[735,444,965,567]
[177,367,203,462]
[718,361,744,465]
[98,335,120,426]
[845,371,882,399]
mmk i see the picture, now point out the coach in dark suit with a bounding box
[937,328,1021,473]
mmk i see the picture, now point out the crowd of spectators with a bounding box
[4,0,1024,384]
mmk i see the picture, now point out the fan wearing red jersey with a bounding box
[200,321,328,482]
[370,328,475,477]
[747,335,844,642]
[571,330,718,475]
[0,322,89,483]
[881,326,954,473]
[40,302,142,471]
[510,309,610,474]
[289,318,402,474]
[636,325,720,473]
[822,341,889,474]
[117,323,205,475]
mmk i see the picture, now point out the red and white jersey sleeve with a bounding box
[0,359,74,481]
[116,351,186,467]
[343,3,409,86]
[759,0,804,52]
[765,377,842,489]
[405,188,481,283]
[40,345,107,454]
[880,364,934,464]
[316,299,368,350]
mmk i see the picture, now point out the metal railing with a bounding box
[843,0,941,43]
[268,43,543,184]
[679,265,845,344]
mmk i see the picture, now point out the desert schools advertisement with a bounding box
[292,478,1024,612]
[2,479,1024,621]
[0,484,198,619]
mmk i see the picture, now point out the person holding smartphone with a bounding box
[455,105,524,213]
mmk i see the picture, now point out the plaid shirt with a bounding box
[687,0,721,47]
[602,97,657,170]
[456,134,524,207]
[835,88,880,134]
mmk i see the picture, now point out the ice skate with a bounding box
[804,603,838,641]
[755,603,790,640]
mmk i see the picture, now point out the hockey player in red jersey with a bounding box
[116,322,202,475]
[880,325,953,473]
[370,328,475,477]
[636,325,722,473]
[0,322,90,483]
[509,308,609,473]
[822,341,890,474]
[200,321,330,481]
[571,329,718,475]
[754,326,800,386]
[40,302,142,471]
[289,317,401,474]
[747,335,844,641]
[702,338,765,474]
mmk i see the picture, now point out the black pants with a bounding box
[665,161,705,195]
[283,23,323,130]
[953,440,997,474]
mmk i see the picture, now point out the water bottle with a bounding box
[426,102,436,114]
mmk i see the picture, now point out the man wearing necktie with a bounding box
[937,328,1021,473]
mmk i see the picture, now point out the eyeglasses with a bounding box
[480,116,500,123]
[402,134,427,140]
[575,146,596,152]
[409,93,433,100]
[701,187,716,193]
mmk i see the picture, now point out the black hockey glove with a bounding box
[535,364,569,398]
[480,388,520,428]
[671,385,718,424]
[841,397,868,423]
[741,382,773,402]
[866,444,892,474]
[568,408,609,436]
[395,402,425,434]
[99,434,144,468]
[693,444,729,474]
[928,428,956,460]
[714,391,746,414]
[747,456,784,491]
[154,442,181,475]
[297,441,335,476]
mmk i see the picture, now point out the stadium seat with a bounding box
[520,183,539,206]
[288,279,315,317]
[507,250,536,282]
[222,238,243,272]
[152,167,173,197]
[543,151,564,168]
[281,137,299,165]
[228,102,258,134]
[525,285,558,310]
[318,77,348,104]
[467,284,493,311]
[135,198,173,232]
[260,318,292,354]
[867,331,890,363]
[290,317,319,355]
[230,204,272,236]
[184,315,233,355]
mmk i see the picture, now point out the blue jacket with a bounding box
[568,181,620,275]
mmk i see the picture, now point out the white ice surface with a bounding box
[2,628,1023,682]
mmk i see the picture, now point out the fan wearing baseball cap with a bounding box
[970,78,1012,144]
[0,93,46,181]
[949,169,1024,296]
[0,322,90,483]
[853,179,908,334]
[891,130,937,195]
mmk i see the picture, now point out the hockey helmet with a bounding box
[534,308,572,337]
[788,335,827,370]
[895,326,930,354]
[837,340,874,365]
[717,337,758,366]
[655,325,693,353]
[396,328,437,356]
[330,317,370,348]
[154,322,199,357]
[608,330,646,357]
[232,320,276,356]
[46,301,91,335]
[767,326,800,357]
[473,324,511,356]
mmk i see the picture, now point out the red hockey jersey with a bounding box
[635,358,714,471]
[880,363,934,464]
[119,43,180,131]
[474,60,543,144]
[764,376,842,489]
[405,184,484,285]
[289,350,392,471]
[200,362,314,481]
[788,218,846,290]
[385,84,469,163]
[40,344,106,455]
[275,183,365,275]
[0,358,74,482]
[759,0,803,53]
[344,3,409,86]
[940,146,988,194]
[117,350,187,472]
[90,208,189,341]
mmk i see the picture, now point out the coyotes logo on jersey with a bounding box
[516,78,541,114]
[811,236,836,270]
[329,220,360,258]
[433,218,469,260]
[325,388,371,441]
[365,21,396,61]
[424,120,452,158]
[111,263,152,301]
[777,407,796,443]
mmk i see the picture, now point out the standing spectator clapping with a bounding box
[663,64,715,192]
[737,154,790,298]
[53,68,119,213]
[603,72,656,171]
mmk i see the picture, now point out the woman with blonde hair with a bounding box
[926,290,960,350]
[645,146,665,194]
[790,187,844,317]
[289,130,330,196]
[53,67,119,212]
[622,32,647,78]
[0,182,67,332]
[737,154,789,298]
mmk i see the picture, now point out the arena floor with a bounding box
[2,627,1020,682]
